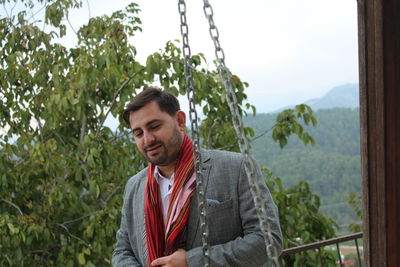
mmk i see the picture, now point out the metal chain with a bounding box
[178,1,211,267]
[202,0,280,266]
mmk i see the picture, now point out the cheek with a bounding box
[135,139,145,152]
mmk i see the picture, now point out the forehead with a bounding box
[128,101,173,128]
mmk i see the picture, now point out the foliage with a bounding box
[347,192,362,232]
[0,2,145,265]
[264,168,338,266]
[246,108,361,229]
[272,104,317,148]
[0,0,256,265]
[208,103,317,151]
[1,0,337,266]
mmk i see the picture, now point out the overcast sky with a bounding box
[2,0,359,114]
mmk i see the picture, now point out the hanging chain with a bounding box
[202,0,280,266]
[178,1,211,267]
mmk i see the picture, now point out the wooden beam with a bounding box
[358,0,400,266]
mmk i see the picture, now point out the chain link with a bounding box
[202,0,280,266]
[178,1,211,267]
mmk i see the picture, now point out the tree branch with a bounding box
[58,181,123,227]
[41,2,47,32]
[103,184,122,204]
[10,1,17,17]
[216,143,236,151]
[35,117,45,143]
[29,249,51,255]
[206,120,217,149]
[250,124,276,142]
[55,223,91,247]
[79,113,87,152]
[66,15,78,36]
[26,3,47,24]
[287,238,302,247]
[81,161,92,181]
[166,58,216,80]
[215,119,282,151]
[60,210,102,227]
[95,67,145,138]
[3,4,10,20]
[52,130,66,146]
[1,198,24,215]
[78,68,145,180]
[85,0,91,19]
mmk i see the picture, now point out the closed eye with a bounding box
[150,124,160,130]
[132,129,143,137]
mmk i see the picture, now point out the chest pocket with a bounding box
[206,199,242,244]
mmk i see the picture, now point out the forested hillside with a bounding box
[245,108,361,230]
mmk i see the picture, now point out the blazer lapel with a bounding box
[136,174,147,265]
[187,149,212,248]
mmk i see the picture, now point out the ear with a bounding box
[175,110,186,131]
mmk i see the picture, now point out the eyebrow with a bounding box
[131,119,162,133]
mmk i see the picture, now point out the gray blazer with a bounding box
[112,149,282,267]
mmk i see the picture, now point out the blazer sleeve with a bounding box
[112,179,143,267]
[185,156,282,267]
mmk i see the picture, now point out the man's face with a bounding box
[129,101,186,167]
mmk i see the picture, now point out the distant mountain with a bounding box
[274,83,359,112]
[306,83,359,110]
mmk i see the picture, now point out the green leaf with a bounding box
[7,223,16,234]
[77,252,86,265]
[83,248,91,255]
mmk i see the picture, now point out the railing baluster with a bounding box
[317,248,322,266]
[301,251,305,266]
[355,238,362,267]
[336,243,343,266]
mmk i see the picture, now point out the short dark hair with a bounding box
[122,87,180,125]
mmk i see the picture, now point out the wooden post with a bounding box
[358,0,400,266]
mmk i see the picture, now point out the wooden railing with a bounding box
[281,232,363,266]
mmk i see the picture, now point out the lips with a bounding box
[145,143,163,155]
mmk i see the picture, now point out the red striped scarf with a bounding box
[144,134,196,266]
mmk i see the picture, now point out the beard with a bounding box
[141,126,183,167]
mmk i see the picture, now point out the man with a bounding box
[112,88,282,267]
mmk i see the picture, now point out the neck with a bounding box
[157,164,175,179]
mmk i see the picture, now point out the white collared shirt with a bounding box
[154,167,174,225]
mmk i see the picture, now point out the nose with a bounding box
[143,131,156,146]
